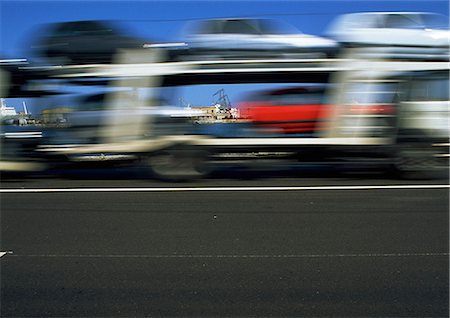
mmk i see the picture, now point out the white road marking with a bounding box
[0,184,449,193]
[0,251,13,258]
[7,252,449,259]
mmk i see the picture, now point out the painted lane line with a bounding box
[7,252,449,259]
[1,184,449,193]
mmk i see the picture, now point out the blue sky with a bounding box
[1,0,448,111]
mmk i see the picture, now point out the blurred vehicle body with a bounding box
[392,71,449,176]
[1,46,448,180]
[32,20,147,64]
[397,71,449,139]
[0,124,45,173]
[184,18,338,59]
[239,86,330,135]
[35,91,210,180]
[328,12,450,60]
[60,92,204,144]
[0,59,48,173]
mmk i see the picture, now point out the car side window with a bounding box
[53,24,75,37]
[383,14,422,29]
[197,21,221,34]
[407,77,450,101]
[222,20,260,34]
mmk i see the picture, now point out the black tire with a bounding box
[146,146,211,182]
[391,141,448,180]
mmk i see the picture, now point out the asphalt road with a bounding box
[1,174,449,317]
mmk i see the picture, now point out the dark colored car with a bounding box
[31,20,148,64]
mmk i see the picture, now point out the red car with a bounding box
[239,87,330,134]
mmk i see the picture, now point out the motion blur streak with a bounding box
[1,13,448,180]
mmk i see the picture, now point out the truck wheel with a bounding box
[146,147,210,182]
[391,141,448,180]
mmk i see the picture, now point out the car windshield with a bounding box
[270,92,325,105]
[53,21,116,36]
[421,14,449,30]
[384,14,449,30]
[78,94,106,111]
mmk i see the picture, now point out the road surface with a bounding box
[1,174,449,317]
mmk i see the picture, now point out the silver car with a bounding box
[327,12,449,60]
[184,18,339,59]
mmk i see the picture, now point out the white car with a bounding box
[327,12,449,60]
[184,18,339,59]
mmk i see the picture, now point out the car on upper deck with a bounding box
[31,20,148,65]
[183,18,339,60]
[327,12,449,60]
